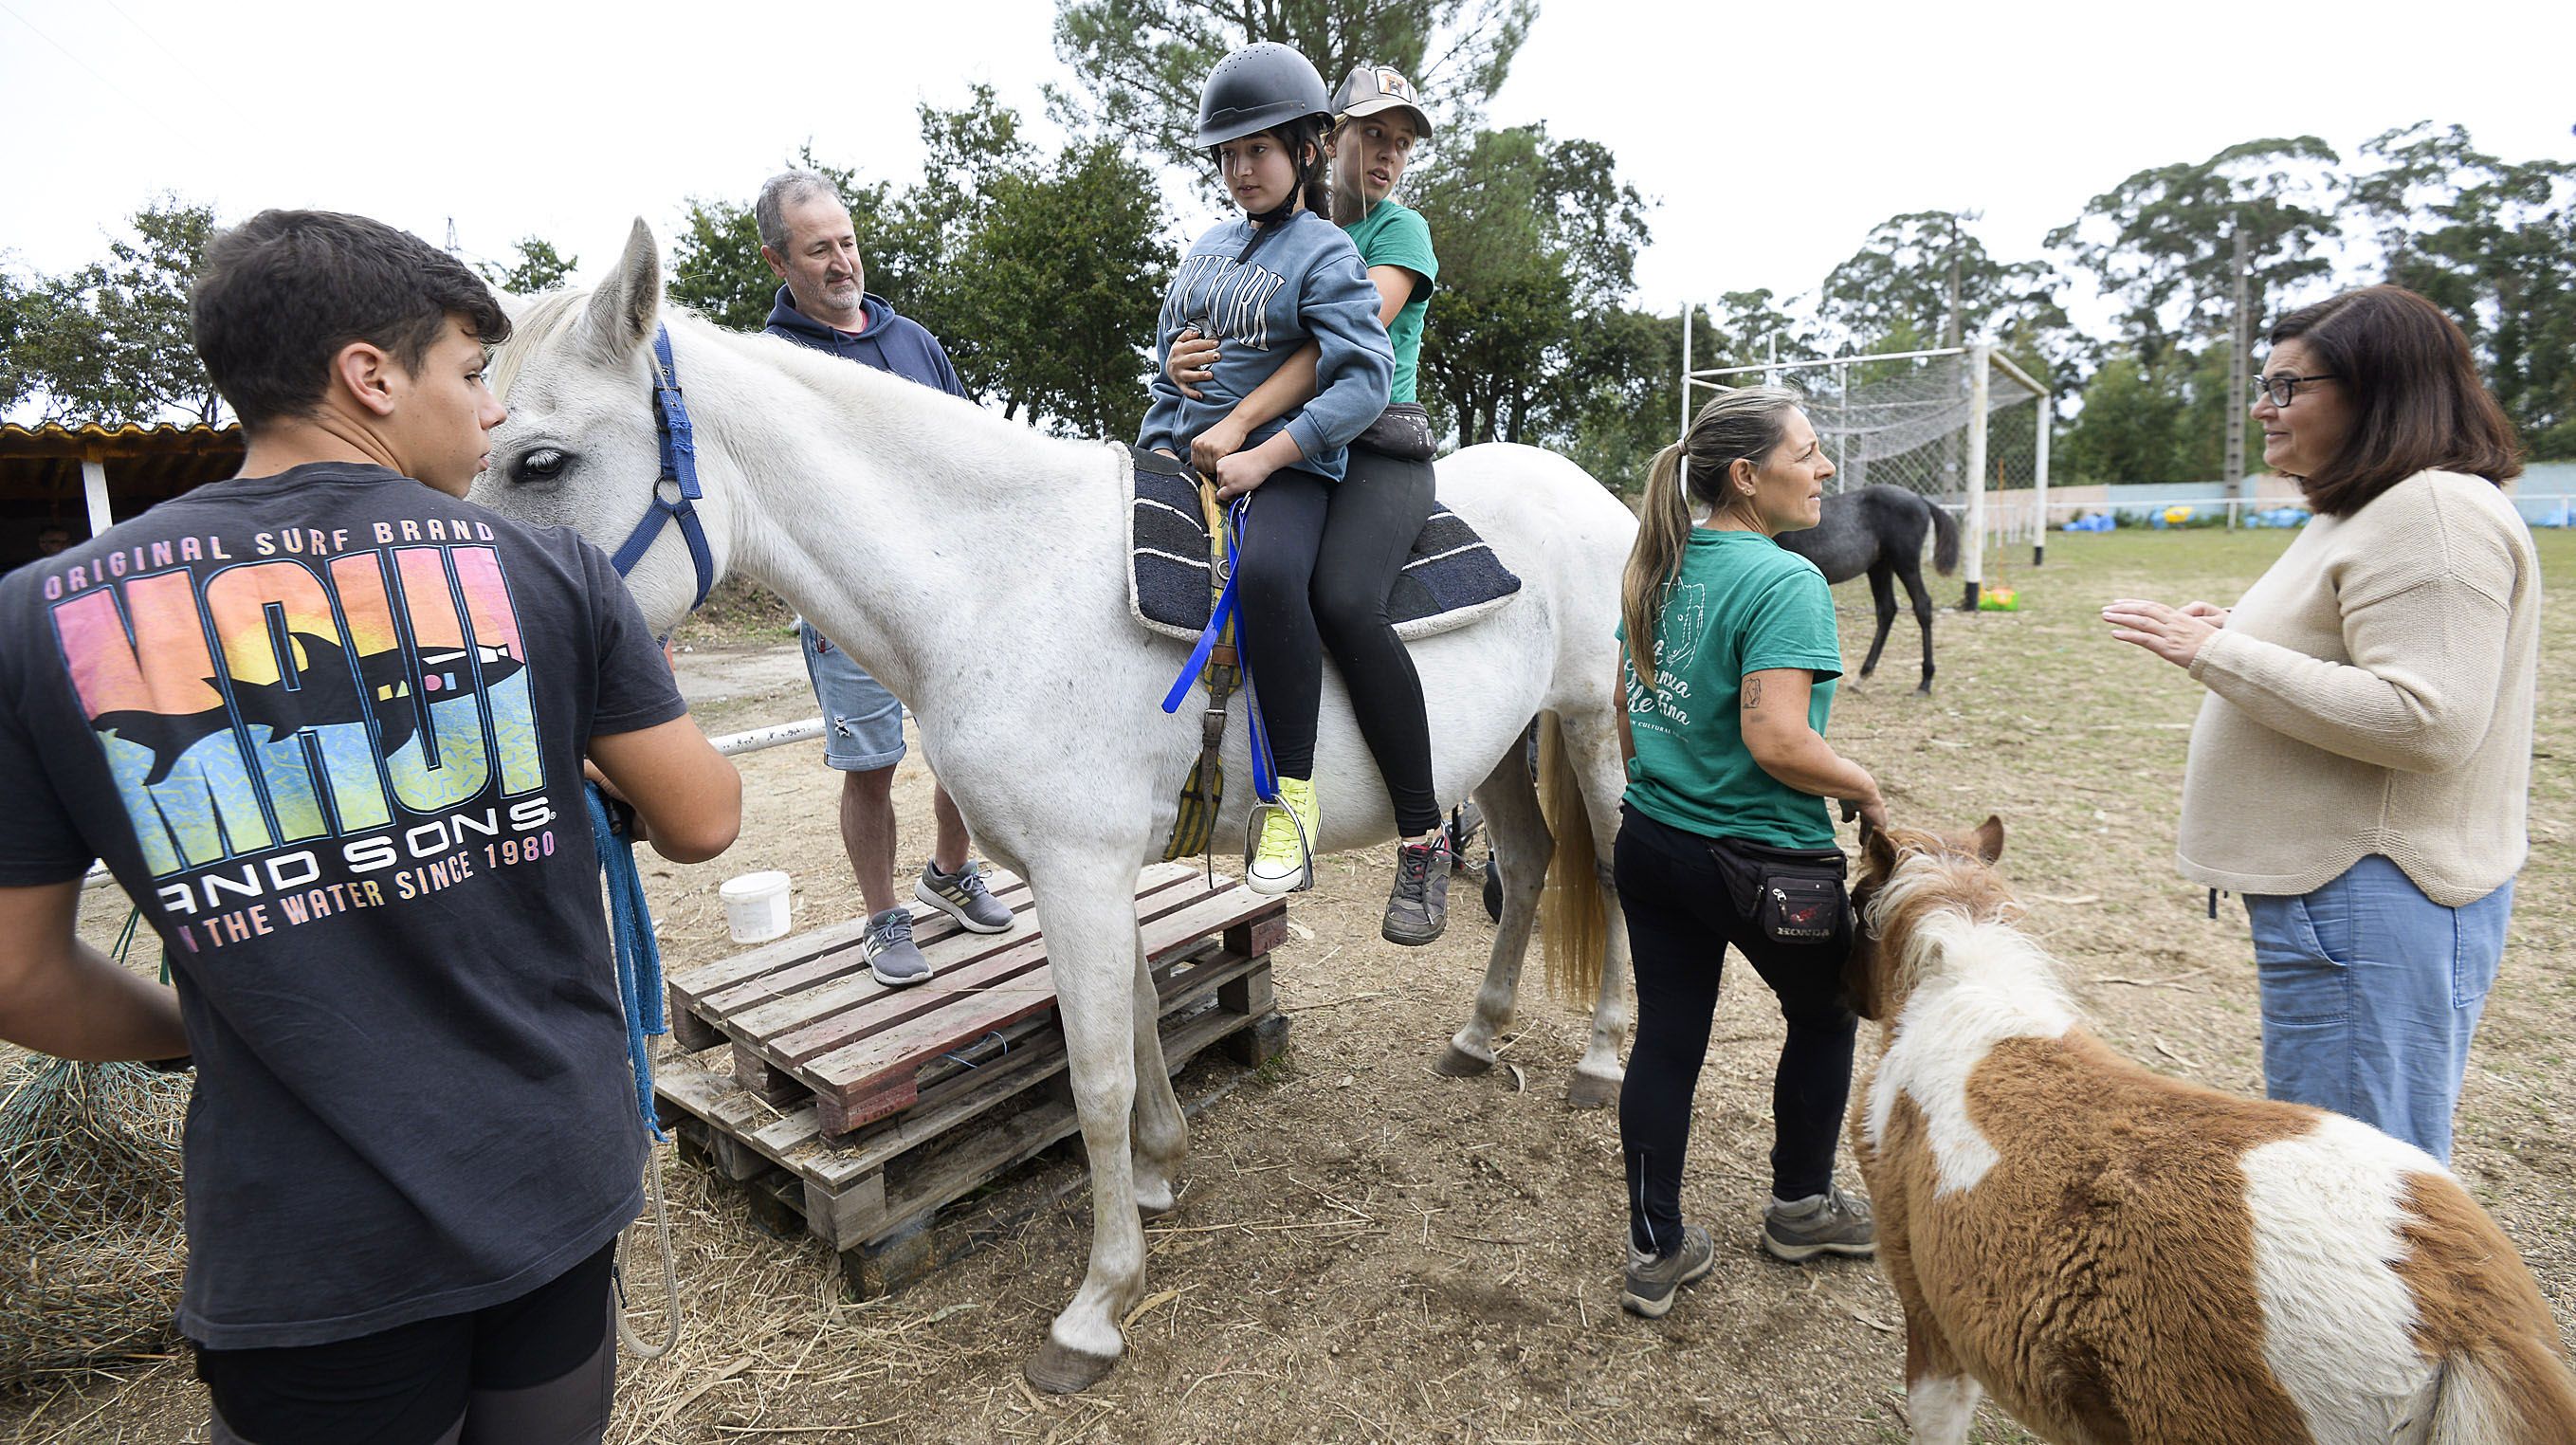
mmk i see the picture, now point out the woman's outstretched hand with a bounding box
[2102,597,2221,668]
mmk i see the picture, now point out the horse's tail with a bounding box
[1927,495,1962,576]
[1536,713,1606,1009]
[2429,1336,2576,1444]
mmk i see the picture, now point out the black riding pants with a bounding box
[1614,805,1858,1256]
[1233,452,1440,836]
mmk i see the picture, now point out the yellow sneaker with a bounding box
[1246,777,1320,894]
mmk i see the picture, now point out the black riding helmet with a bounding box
[1196,42,1331,148]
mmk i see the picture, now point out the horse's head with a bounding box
[1843,814,2007,1024]
[470,219,733,638]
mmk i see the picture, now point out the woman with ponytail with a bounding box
[1611,388,1887,1320]
[1138,41,1396,899]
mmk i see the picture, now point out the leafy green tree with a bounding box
[2055,353,2183,486]
[1819,210,2078,388]
[1052,0,1533,171]
[2047,137,2344,367]
[5,198,225,425]
[478,236,578,295]
[1411,123,1650,450]
[2352,122,2576,458]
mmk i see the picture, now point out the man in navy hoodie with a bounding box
[756,171,1009,986]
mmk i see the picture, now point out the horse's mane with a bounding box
[487,290,596,402]
[1864,851,2071,1015]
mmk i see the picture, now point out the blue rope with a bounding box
[1160,494,1281,802]
[588,784,669,1142]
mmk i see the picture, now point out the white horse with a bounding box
[473,221,1638,1391]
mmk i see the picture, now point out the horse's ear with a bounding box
[581,217,662,359]
[1861,819,1898,882]
[1972,814,2004,865]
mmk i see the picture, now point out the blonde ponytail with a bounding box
[1617,386,1804,695]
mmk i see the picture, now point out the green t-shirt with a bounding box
[1342,199,1437,405]
[1619,528,1845,849]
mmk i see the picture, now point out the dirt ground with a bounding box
[7,528,2571,1444]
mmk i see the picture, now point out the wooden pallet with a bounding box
[666,862,1287,1135]
[652,864,1289,1297]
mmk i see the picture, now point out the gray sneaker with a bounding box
[1381,836,1453,946]
[916,859,1012,933]
[1620,1224,1716,1318]
[1762,1185,1875,1261]
[863,907,932,987]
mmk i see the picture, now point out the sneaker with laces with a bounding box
[1381,835,1453,945]
[916,859,1012,933]
[1246,777,1320,895]
[1762,1185,1875,1261]
[861,907,932,987]
[1620,1224,1715,1318]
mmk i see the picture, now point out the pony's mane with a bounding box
[1864,851,2072,1015]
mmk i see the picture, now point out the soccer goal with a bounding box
[1680,326,2054,608]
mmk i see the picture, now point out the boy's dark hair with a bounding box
[2268,284,2521,516]
[192,210,511,430]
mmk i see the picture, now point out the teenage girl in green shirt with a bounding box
[1167,62,1452,946]
[1610,387,1890,1319]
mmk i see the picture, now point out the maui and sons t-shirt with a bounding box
[0,464,687,1348]
[1619,527,1844,850]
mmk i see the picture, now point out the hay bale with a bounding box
[0,1054,189,1387]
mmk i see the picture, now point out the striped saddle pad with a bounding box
[1124,446,1522,644]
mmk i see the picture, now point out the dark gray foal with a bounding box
[1774,484,1959,693]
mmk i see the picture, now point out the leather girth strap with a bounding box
[1162,476,1239,869]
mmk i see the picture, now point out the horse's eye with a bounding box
[513,448,569,485]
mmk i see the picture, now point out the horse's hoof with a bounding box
[1432,1044,1494,1077]
[1137,1184,1180,1222]
[1564,1071,1621,1109]
[1025,1336,1121,1395]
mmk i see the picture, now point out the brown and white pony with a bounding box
[1843,817,2576,1445]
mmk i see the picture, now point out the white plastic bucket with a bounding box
[720,870,792,944]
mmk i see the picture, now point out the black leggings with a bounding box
[1233,452,1440,836]
[1614,806,1858,1255]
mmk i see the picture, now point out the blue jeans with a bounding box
[797,621,906,771]
[2243,855,2512,1163]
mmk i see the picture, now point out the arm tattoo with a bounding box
[1742,676,1763,710]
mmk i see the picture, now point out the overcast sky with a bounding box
[4,0,2571,337]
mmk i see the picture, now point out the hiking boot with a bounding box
[1620,1224,1715,1318]
[1762,1185,1875,1261]
[1381,835,1454,945]
[862,907,931,987]
[1247,777,1320,895]
[916,859,1012,933]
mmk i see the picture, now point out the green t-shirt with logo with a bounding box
[1342,199,1437,405]
[1619,527,1845,849]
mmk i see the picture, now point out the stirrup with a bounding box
[1244,797,1315,893]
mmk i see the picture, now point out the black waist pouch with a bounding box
[1708,835,1851,946]
[1350,401,1435,464]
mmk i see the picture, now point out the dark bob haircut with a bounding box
[2266,284,2521,517]
[192,210,510,430]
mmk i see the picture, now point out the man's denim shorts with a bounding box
[798,621,906,772]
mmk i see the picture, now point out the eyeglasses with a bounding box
[2250,373,2336,408]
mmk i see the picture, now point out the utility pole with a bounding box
[1944,213,1965,496]
[2225,211,2250,506]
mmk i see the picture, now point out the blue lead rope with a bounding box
[1160,494,1282,803]
[588,784,670,1142]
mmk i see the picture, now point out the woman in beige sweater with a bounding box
[2101,285,2537,1163]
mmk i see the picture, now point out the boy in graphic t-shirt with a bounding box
[0,210,741,1445]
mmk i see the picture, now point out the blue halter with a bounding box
[607,325,717,613]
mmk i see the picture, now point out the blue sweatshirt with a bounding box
[1137,210,1394,484]
[763,285,967,399]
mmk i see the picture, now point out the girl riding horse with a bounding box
[1159,52,1455,942]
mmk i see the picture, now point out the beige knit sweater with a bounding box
[2178,469,2541,906]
